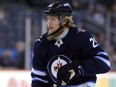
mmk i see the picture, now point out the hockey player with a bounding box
[31,1,110,87]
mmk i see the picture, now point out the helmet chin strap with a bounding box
[47,21,69,37]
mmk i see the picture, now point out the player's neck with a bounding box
[55,28,69,40]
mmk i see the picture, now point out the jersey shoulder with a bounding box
[77,28,86,33]
[36,33,47,42]
[69,27,93,40]
[69,27,88,34]
[70,27,91,38]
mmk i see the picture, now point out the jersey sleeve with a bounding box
[31,38,49,87]
[80,31,110,76]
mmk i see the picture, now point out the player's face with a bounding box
[47,15,60,34]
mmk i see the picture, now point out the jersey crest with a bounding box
[55,39,63,47]
[47,54,71,83]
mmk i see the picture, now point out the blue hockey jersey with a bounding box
[31,27,110,87]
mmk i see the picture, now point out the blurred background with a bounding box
[0,0,116,87]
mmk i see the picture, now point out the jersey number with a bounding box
[89,38,99,48]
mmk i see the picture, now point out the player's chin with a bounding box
[48,30,54,34]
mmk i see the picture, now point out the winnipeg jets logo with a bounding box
[53,57,63,72]
[55,39,63,47]
[47,55,71,83]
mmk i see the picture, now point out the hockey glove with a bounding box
[57,60,83,86]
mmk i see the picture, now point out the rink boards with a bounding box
[0,70,116,87]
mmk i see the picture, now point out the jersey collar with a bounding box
[55,28,69,40]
